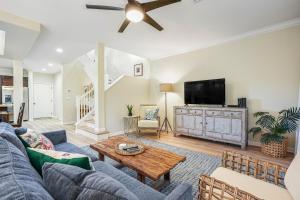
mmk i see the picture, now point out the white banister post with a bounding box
[76,96,80,123]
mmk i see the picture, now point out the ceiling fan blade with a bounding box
[118,19,130,33]
[143,14,163,31]
[86,4,124,11]
[142,0,181,12]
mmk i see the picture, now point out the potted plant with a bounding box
[249,107,300,158]
[126,105,133,116]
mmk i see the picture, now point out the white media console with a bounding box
[173,106,248,149]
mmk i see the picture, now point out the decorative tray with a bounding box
[115,143,145,156]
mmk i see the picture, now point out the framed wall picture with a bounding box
[134,63,143,77]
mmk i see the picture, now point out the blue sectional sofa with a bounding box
[0,122,192,200]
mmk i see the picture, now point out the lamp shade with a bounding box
[160,83,174,92]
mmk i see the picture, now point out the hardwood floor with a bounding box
[141,132,294,167]
[24,119,294,167]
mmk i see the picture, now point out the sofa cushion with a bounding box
[54,142,98,161]
[138,120,159,128]
[0,122,28,157]
[0,136,53,200]
[15,127,28,135]
[211,167,293,200]
[285,152,300,200]
[93,160,166,200]
[27,148,92,175]
[42,163,139,200]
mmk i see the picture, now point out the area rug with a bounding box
[82,135,221,199]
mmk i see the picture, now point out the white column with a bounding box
[13,61,23,123]
[94,43,106,132]
[28,71,34,121]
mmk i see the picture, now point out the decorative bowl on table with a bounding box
[115,143,145,156]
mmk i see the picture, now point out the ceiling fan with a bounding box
[86,0,181,33]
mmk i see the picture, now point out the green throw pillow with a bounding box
[26,148,91,175]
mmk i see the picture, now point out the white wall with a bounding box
[105,76,150,133]
[53,71,63,121]
[0,67,13,76]
[105,47,150,82]
[150,25,300,150]
[62,62,86,124]
[33,72,54,85]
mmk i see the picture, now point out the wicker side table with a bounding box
[123,116,139,135]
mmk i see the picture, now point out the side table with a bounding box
[123,115,139,135]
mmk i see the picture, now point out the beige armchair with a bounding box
[198,151,299,200]
[137,104,160,138]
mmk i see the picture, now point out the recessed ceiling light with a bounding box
[0,30,5,56]
[56,48,63,53]
[48,63,53,67]
[42,68,47,72]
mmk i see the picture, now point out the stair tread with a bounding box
[77,125,109,135]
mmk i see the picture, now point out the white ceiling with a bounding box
[0,0,300,73]
[0,57,12,68]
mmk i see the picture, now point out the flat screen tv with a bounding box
[184,78,225,105]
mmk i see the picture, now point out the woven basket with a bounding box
[261,139,288,158]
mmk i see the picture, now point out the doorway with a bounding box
[33,83,53,118]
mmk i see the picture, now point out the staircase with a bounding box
[75,84,110,140]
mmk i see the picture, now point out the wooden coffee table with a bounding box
[90,136,186,187]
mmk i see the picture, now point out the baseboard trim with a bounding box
[94,127,106,132]
[62,121,75,125]
[110,131,125,136]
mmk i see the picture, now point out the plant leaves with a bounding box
[278,107,300,133]
[248,127,262,138]
[253,112,269,118]
[255,114,276,130]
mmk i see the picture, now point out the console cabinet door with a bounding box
[215,117,231,134]
[231,119,242,136]
[176,115,183,128]
[183,115,195,129]
[205,117,215,132]
[195,116,203,130]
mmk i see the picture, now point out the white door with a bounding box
[33,84,53,118]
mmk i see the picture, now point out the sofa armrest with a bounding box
[199,175,262,200]
[222,151,287,187]
[42,130,67,145]
[165,183,192,200]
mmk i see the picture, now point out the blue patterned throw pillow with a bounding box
[144,108,159,120]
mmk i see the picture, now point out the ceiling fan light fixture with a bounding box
[126,9,144,23]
